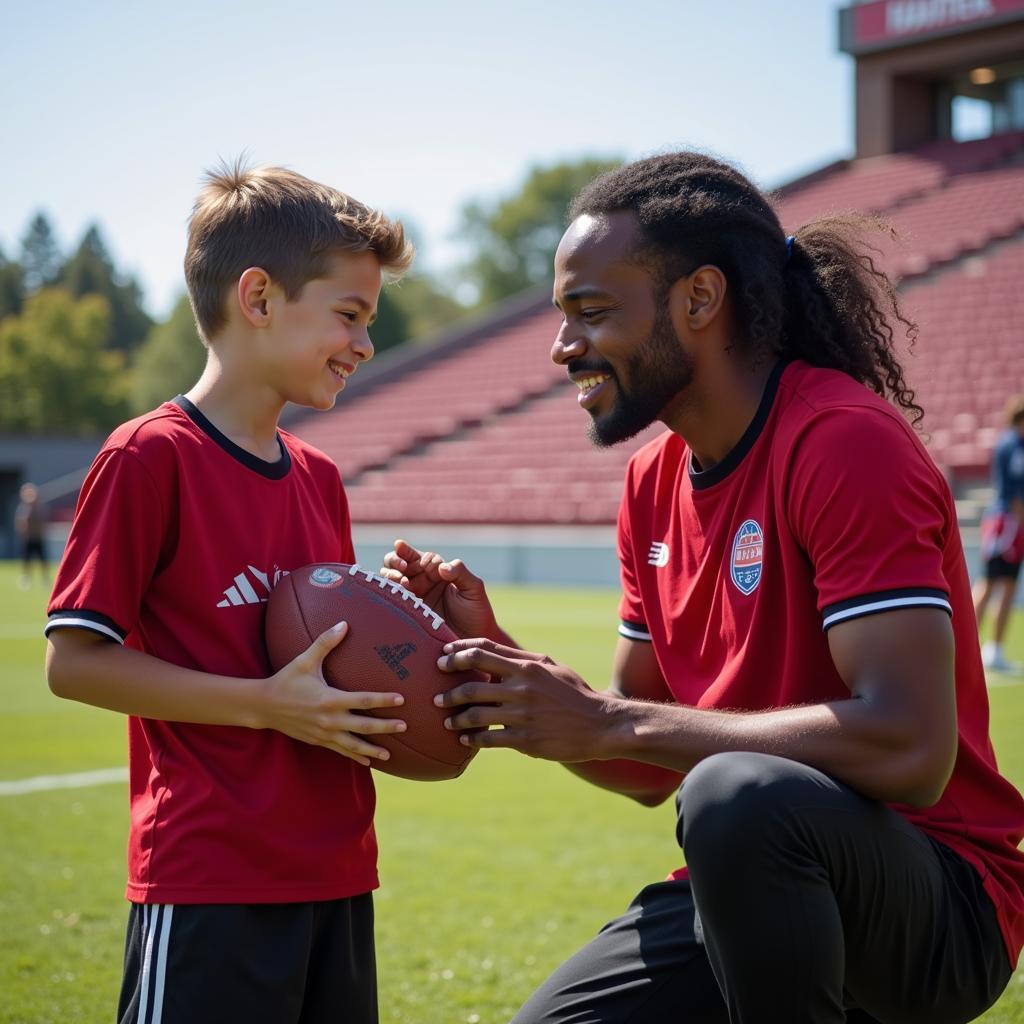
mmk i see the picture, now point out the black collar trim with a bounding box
[689,361,786,491]
[172,396,292,480]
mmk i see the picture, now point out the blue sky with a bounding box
[2,1,852,317]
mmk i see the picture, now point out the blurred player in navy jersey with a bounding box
[974,395,1024,672]
[386,153,1024,1024]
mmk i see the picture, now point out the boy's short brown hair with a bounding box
[185,161,414,342]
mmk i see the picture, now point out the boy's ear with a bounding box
[237,267,274,328]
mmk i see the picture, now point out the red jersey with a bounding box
[47,398,377,905]
[617,361,1024,963]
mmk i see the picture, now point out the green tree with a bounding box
[369,287,411,354]
[0,246,26,321]
[458,156,622,305]
[0,289,130,434]
[20,212,62,293]
[60,224,152,353]
[387,273,465,340]
[132,295,208,412]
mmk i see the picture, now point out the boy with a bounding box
[45,163,413,1024]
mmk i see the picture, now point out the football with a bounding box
[265,562,479,781]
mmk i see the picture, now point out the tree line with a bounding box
[0,156,619,436]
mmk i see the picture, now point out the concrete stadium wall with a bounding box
[351,524,620,588]
[32,521,1019,606]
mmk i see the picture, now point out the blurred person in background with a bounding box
[974,395,1024,672]
[15,482,49,589]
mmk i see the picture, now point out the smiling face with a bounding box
[258,250,382,411]
[552,212,695,447]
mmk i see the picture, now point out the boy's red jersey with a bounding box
[617,362,1024,962]
[47,398,378,904]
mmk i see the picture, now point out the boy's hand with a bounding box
[261,622,407,766]
[380,538,502,642]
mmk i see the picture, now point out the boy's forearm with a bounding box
[46,635,268,728]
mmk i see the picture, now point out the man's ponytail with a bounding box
[782,218,922,424]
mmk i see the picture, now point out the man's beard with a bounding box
[587,302,694,448]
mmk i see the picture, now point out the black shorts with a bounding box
[986,554,1022,582]
[21,538,46,563]
[117,896,377,1024]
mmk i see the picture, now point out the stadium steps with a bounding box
[284,132,1024,525]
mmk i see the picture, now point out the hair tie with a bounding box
[784,235,795,265]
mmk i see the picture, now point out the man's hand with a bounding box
[434,638,618,762]
[261,622,407,766]
[380,538,504,642]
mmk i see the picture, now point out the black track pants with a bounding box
[514,753,1012,1024]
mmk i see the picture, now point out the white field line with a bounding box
[0,766,127,796]
[987,672,1024,688]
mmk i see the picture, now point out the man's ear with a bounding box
[236,267,274,328]
[673,265,727,331]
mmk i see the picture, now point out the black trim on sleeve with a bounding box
[172,396,292,480]
[45,609,127,644]
[690,360,786,490]
[822,588,952,632]
[618,619,653,641]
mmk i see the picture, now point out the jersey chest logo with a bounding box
[647,541,670,568]
[216,564,286,607]
[730,519,764,596]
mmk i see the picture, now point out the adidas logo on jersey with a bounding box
[217,565,287,607]
[376,642,417,680]
[647,542,670,568]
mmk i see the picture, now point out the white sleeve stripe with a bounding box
[618,623,653,641]
[44,618,124,644]
[822,596,952,630]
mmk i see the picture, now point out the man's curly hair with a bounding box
[569,152,922,424]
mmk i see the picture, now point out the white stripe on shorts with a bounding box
[137,904,174,1024]
[152,906,173,1023]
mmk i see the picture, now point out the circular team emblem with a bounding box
[308,566,344,589]
[730,519,764,596]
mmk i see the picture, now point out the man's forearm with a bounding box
[600,696,953,809]
[565,758,683,806]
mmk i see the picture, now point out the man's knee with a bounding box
[676,752,826,864]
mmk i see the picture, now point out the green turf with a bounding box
[2,563,1024,1023]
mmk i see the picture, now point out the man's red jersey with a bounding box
[47,398,378,905]
[617,361,1024,963]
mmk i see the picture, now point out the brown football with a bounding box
[264,563,479,781]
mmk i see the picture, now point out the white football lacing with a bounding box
[347,564,445,631]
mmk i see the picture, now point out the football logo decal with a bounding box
[730,519,764,596]
[308,567,345,589]
[376,642,417,680]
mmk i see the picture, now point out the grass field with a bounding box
[2,563,1024,1023]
